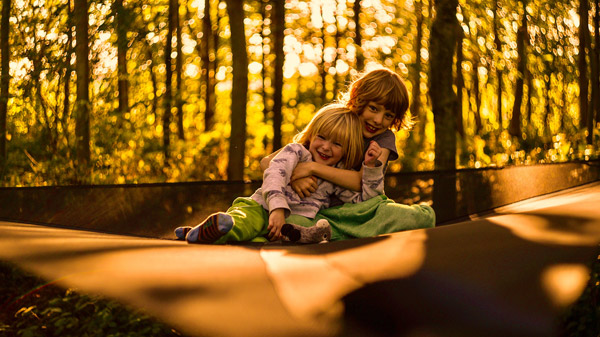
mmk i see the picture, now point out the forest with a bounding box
[0,0,598,186]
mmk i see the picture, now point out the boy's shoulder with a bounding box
[368,130,398,162]
[374,129,396,141]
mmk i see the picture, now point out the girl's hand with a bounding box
[268,209,286,241]
[291,162,314,182]
[291,176,318,198]
[364,141,383,167]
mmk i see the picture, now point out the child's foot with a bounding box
[281,219,332,244]
[174,226,192,240]
[186,213,234,244]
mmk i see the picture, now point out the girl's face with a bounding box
[359,102,395,138]
[309,133,344,166]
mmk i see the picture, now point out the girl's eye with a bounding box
[317,135,325,140]
[385,113,395,119]
[368,104,377,111]
[333,142,342,147]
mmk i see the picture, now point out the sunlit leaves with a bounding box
[1,0,599,186]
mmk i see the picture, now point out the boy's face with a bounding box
[309,134,344,167]
[359,102,395,138]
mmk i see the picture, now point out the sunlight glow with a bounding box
[542,264,590,307]
[298,62,318,77]
[248,62,263,74]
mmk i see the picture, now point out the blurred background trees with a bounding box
[0,0,598,186]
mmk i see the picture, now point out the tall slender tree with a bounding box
[411,0,424,122]
[272,0,284,151]
[63,0,73,147]
[201,0,215,131]
[596,0,600,130]
[579,0,590,131]
[175,0,184,140]
[430,0,458,220]
[74,0,90,171]
[494,0,503,129]
[455,19,465,138]
[589,0,599,144]
[163,0,176,161]
[353,0,363,71]
[509,0,528,139]
[115,0,129,116]
[260,0,270,138]
[225,0,248,181]
[320,4,328,106]
[0,0,9,166]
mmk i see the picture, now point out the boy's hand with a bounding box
[268,209,286,241]
[291,176,318,198]
[364,141,382,167]
[291,162,314,182]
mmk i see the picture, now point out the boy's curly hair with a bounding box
[341,67,414,130]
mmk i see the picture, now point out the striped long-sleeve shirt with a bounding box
[251,143,384,219]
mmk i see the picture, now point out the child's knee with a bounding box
[418,204,436,228]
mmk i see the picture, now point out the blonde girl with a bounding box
[176,104,385,244]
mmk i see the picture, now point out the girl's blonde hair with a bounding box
[293,104,364,169]
[341,67,414,130]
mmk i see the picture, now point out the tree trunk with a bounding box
[526,66,533,125]
[260,0,269,139]
[175,0,184,140]
[579,0,590,130]
[163,0,176,162]
[320,4,328,106]
[544,71,552,136]
[494,0,503,129]
[430,0,458,221]
[473,52,482,135]
[0,0,10,166]
[147,49,158,125]
[590,0,599,144]
[597,0,600,133]
[63,1,72,148]
[202,0,215,130]
[455,21,465,138]
[115,0,129,116]
[402,0,425,171]
[353,0,363,71]
[509,0,527,139]
[225,0,248,181]
[333,2,340,99]
[411,0,423,124]
[272,0,284,151]
[74,0,90,171]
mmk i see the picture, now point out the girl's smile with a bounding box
[309,134,344,166]
[360,102,395,138]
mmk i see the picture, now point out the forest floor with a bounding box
[0,260,186,337]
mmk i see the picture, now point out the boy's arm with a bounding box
[292,162,363,191]
[291,141,391,192]
[336,141,385,202]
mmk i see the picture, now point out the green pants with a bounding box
[215,197,271,244]
[286,195,436,241]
